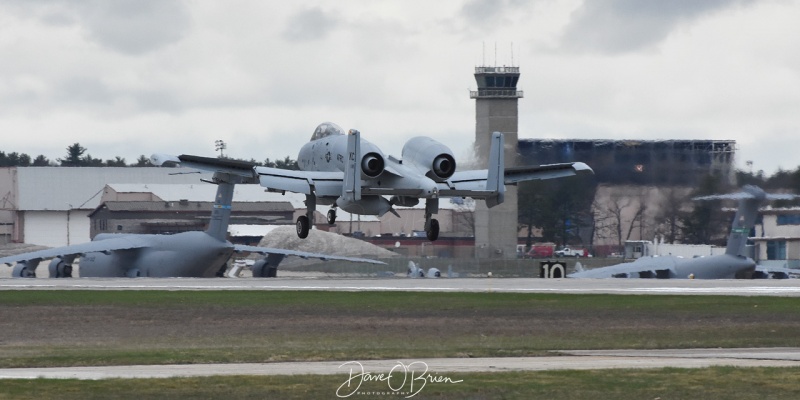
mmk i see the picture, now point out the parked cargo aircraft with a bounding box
[569,185,799,279]
[152,122,592,241]
[0,171,383,278]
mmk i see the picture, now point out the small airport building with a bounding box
[752,208,800,269]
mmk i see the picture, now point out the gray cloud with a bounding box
[54,76,113,104]
[461,0,508,25]
[47,76,182,116]
[460,0,529,28]
[559,0,754,53]
[282,8,340,42]
[8,0,191,55]
[75,0,191,55]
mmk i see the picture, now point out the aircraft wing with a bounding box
[254,167,345,197]
[438,162,593,197]
[150,154,260,184]
[233,245,385,265]
[504,162,594,184]
[567,256,680,279]
[0,236,149,266]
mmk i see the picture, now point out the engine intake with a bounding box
[431,154,456,179]
[361,152,385,178]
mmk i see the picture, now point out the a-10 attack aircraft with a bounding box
[0,171,384,278]
[152,122,593,241]
[569,185,799,279]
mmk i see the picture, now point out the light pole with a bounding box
[215,140,226,158]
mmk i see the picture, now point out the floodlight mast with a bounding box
[215,140,226,157]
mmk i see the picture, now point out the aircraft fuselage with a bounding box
[673,254,756,279]
[79,231,234,278]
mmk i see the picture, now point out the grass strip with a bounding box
[2,290,799,368]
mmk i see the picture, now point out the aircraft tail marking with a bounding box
[342,129,362,202]
[485,132,505,208]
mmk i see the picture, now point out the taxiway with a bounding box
[2,276,800,296]
[1,348,799,379]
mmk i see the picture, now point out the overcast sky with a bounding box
[1,0,798,175]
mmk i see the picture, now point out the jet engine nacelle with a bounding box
[336,195,392,216]
[401,137,456,181]
[12,261,38,278]
[355,140,387,179]
[48,257,73,278]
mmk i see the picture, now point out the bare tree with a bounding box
[653,187,689,243]
[593,186,649,251]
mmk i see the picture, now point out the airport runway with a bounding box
[2,276,800,296]
[1,348,799,380]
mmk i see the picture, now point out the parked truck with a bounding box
[554,247,588,257]
[522,243,556,258]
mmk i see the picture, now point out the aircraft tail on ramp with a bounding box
[694,185,798,257]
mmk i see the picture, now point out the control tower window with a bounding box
[481,75,519,88]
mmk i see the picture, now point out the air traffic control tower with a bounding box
[470,66,523,258]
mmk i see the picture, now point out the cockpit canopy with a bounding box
[311,122,345,141]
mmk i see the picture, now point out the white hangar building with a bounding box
[0,167,212,247]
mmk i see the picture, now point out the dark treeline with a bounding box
[0,143,299,169]
[0,143,155,167]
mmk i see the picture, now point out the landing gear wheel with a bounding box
[327,209,337,225]
[296,215,310,239]
[426,219,440,241]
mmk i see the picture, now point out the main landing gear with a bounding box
[296,194,317,239]
[424,198,440,241]
[297,206,335,239]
